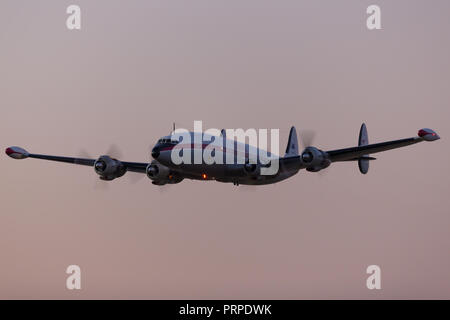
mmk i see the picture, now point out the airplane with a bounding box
[5,124,440,187]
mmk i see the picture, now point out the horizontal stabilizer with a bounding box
[343,156,376,162]
[360,156,376,160]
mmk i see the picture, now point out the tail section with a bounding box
[285,126,299,156]
[358,123,370,174]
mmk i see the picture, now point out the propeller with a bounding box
[238,185,257,192]
[79,144,145,189]
[300,130,315,148]
[79,148,92,160]
[158,185,170,194]
[105,144,123,160]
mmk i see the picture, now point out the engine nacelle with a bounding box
[146,160,183,185]
[146,160,170,181]
[94,155,126,180]
[300,147,331,172]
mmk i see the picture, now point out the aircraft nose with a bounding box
[151,148,160,159]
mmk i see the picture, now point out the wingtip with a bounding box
[418,128,440,141]
[5,146,29,159]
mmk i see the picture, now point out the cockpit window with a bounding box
[158,138,178,144]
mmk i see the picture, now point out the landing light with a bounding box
[202,173,207,179]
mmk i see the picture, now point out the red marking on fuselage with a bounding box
[160,143,251,158]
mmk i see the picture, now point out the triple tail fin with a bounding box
[358,123,370,174]
[285,126,299,157]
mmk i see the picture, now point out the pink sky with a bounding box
[1,0,449,299]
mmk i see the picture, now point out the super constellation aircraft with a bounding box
[5,124,440,186]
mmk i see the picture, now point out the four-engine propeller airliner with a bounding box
[5,124,440,186]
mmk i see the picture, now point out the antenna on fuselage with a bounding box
[172,122,175,133]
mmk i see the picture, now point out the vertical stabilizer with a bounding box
[285,126,299,156]
[358,123,369,174]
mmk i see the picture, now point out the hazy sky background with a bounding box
[1,0,449,299]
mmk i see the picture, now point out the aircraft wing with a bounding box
[279,127,440,174]
[5,147,149,176]
[279,154,303,171]
[326,136,422,162]
[326,128,440,162]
